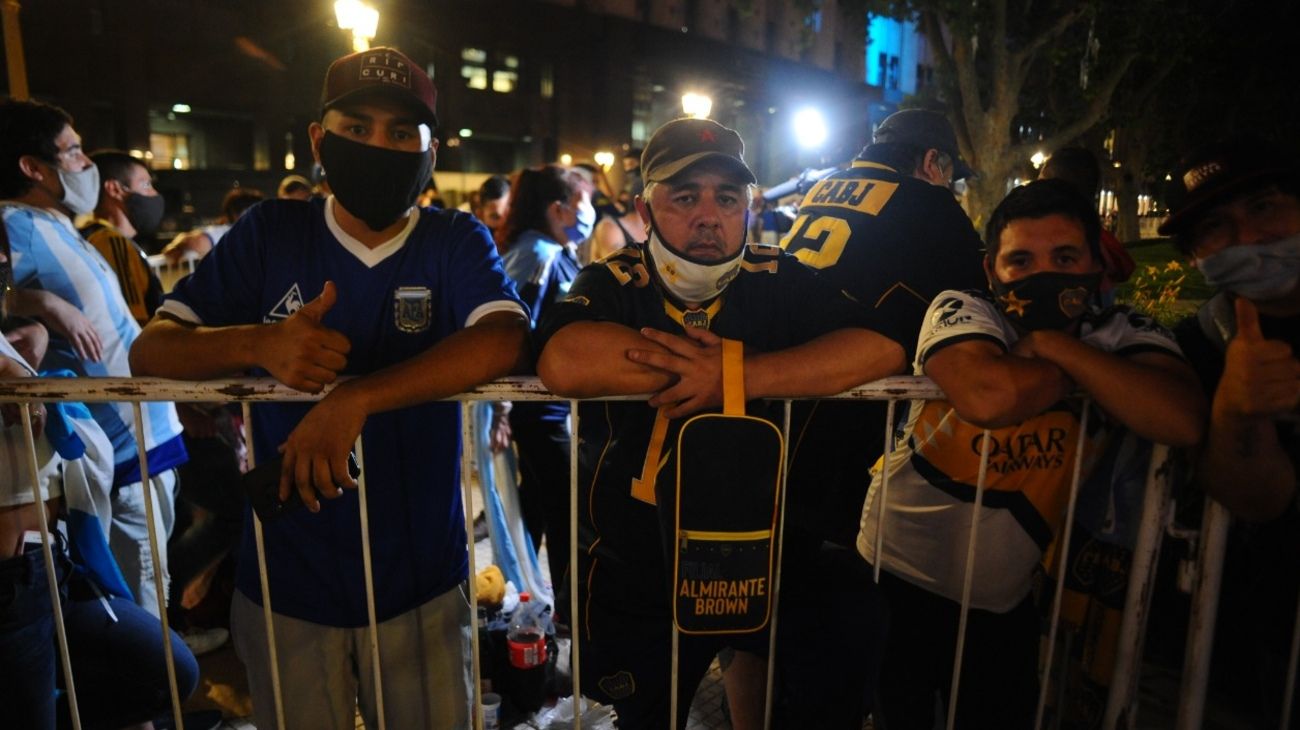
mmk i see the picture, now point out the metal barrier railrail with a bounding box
[0,375,1244,729]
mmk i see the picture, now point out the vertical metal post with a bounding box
[946,428,993,730]
[1175,498,1230,730]
[354,435,386,729]
[762,400,793,729]
[1036,403,1092,728]
[462,402,485,730]
[873,399,897,583]
[1103,444,1172,729]
[132,403,184,730]
[1280,581,1300,730]
[570,399,584,730]
[243,401,286,730]
[20,404,81,730]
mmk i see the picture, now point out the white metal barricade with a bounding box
[0,375,1211,729]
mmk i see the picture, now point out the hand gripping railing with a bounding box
[0,375,1202,729]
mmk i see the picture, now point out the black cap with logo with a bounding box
[321,46,438,128]
[1158,135,1298,237]
[641,118,757,185]
[872,109,974,181]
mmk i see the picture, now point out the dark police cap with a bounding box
[641,118,757,185]
[321,46,437,128]
[1159,135,1299,236]
[873,109,974,181]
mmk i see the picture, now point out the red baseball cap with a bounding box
[320,46,438,128]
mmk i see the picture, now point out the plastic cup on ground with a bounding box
[482,691,502,730]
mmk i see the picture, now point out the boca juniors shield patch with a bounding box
[393,286,432,332]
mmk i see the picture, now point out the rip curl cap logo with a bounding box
[1183,161,1223,192]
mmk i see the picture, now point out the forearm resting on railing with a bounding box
[130,316,290,381]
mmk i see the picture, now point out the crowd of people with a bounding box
[1,42,1297,730]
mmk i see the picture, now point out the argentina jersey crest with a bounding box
[393,286,432,332]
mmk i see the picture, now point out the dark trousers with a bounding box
[168,434,245,607]
[0,536,199,730]
[510,410,572,611]
[876,570,1039,730]
[774,532,883,729]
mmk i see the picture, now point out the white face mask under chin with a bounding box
[646,228,743,304]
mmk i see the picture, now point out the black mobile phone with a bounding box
[241,452,361,521]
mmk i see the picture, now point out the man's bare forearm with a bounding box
[337,311,529,416]
[538,321,674,397]
[1196,408,1297,521]
[129,315,266,379]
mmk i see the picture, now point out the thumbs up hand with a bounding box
[1216,297,1300,419]
[257,281,352,393]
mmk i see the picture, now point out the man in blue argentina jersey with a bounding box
[131,47,528,729]
[0,99,187,618]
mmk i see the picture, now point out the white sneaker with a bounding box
[182,626,230,656]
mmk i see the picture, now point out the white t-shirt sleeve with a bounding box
[915,290,1013,368]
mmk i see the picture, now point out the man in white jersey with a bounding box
[0,98,187,618]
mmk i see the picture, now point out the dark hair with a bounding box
[1040,147,1101,198]
[984,179,1102,263]
[221,187,265,223]
[478,174,510,203]
[89,149,148,187]
[0,99,74,199]
[500,165,581,248]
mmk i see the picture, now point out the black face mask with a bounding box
[318,131,433,231]
[125,192,165,237]
[989,270,1102,332]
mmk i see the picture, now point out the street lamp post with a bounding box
[681,92,713,119]
[335,0,379,52]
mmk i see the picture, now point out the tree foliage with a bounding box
[860,0,1199,225]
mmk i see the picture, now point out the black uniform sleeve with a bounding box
[772,251,879,341]
[534,257,629,353]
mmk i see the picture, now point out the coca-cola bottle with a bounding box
[506,592,549,669]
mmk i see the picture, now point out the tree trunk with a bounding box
[963,172,1007,235]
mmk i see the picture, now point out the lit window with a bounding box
[504,55,519,69]
[149,132,190,171]
[492,70,517,93]
[461,47,486,63]
[462,65,487,89]
[540,64,554,99]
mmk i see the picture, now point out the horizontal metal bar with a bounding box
[0,375,948,403]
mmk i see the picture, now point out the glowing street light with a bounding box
[593,151,616,170]
[793,107,827,149]
[335,0,379,52]
[559,153,573,166]
[681,92,713,119]
[1030,150,1047,169]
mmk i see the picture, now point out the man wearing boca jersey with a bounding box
[536,117,906,730]
[778,108,987,726]
[857,179,1205,729]
[131,47,528,730]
